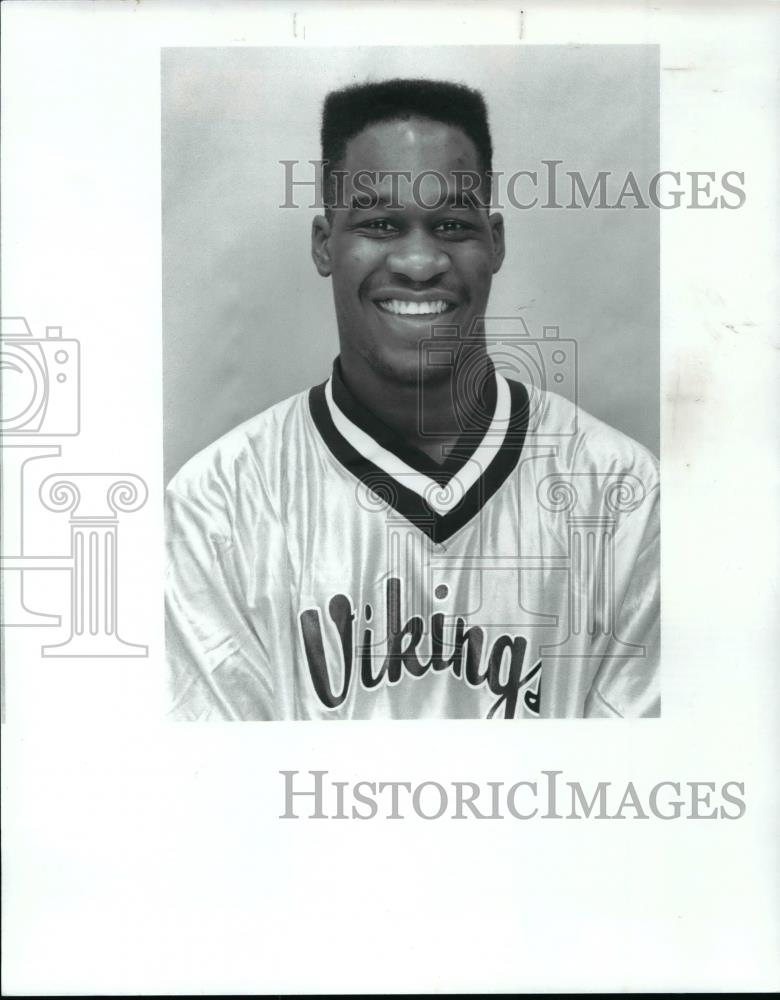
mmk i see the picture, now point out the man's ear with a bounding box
[311,214,333,276]
[488,211,505,274]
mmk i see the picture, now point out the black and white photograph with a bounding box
[2,1,778,995]
[163,47,661,720]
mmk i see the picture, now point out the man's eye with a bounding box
[362,219,397,233]
[436,219,471,234]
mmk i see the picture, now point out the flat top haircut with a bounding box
[320,78,493,208]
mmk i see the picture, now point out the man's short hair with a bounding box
[320,78,493,209]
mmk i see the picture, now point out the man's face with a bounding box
[312,117,505,385]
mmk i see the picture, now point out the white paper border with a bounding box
[2,1,778,993]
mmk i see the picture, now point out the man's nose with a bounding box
[385,230,451,283]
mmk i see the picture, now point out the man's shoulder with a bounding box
[519,386,659,545]
[527,384,659,484]
[166,386,312,505]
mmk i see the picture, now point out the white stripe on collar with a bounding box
[324,372,511,515]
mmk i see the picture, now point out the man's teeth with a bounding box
[377,299,451,316]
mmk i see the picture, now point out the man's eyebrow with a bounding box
[347,191,486,211]
[348,193,398,211]
[442,191,484,210]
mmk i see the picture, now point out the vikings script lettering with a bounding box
[299,578,542,719]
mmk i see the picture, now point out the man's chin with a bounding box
[363,342,453,389]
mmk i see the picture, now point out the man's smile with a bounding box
[375,298,455,316]
[370,288,460,323]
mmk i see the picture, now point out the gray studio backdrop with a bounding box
[163,46,659,484]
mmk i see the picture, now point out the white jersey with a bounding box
[165,362,660,720]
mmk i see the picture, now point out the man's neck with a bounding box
[337,346,495,464]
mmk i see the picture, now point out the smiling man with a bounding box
[165,78,660,721]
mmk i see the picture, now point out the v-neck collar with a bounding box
[329,357,495,485]
[308,358,530,543]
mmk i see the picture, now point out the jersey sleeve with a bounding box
[584,483,660,718]
[165,482,275,721]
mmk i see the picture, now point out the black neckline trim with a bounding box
[330,358,496,486]
[309,373,530,543]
